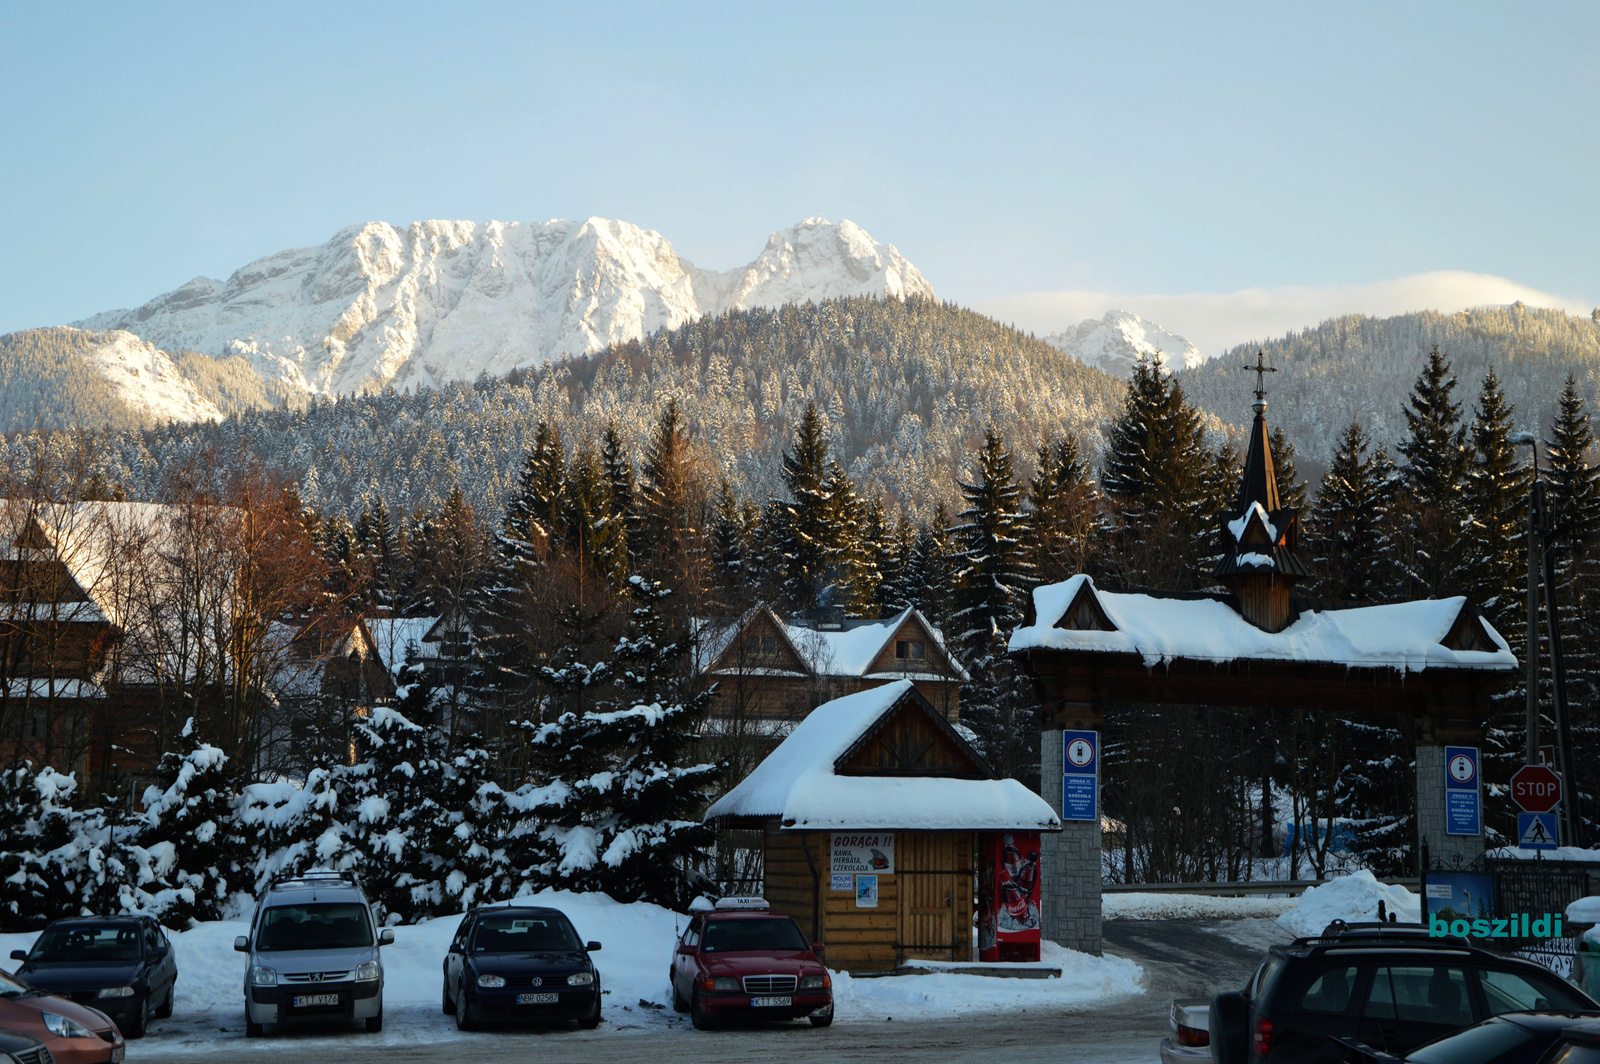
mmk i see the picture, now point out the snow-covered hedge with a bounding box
[0,698,715,931]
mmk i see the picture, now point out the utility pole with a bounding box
[1514,434,1541,767]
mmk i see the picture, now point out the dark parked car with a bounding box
[10,915,176,1038]
[1339,1012,1600,1064]
[668,898,832,1030]
[442,905,602,1030]
[0,1025,54,1064]
[1198,923,1596,1063]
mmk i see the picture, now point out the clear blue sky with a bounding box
[1,1,1595,338]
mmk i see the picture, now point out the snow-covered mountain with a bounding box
[1044,310,1207,376]
[76,217,934,400]
[72,330,226,423]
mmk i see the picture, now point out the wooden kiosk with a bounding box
[706,680,1060,971]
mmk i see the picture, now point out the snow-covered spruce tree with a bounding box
[906,506,957,632]
[636,399,701,591]
[872,510,918,617]
[1392,346,1471,599]
[520,577,721,907]
[345,707,448,923]
[710,478,754,606]
[1100,357,1230,590]
[1269,427,1309,512]
[1544,377,1600,838]
[1309,420,1399,603]
[425,742,512,913]
[951,428,1038,788]
[133,721,249,923]
[1026,435,1098,586]
[0,762,84,927]
[599,422,636,584]
[1462,370,1530,624]
[823,461,877,615]
[778,403,837,612]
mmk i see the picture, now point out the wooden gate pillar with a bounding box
[1040,701,1102,955]
[1415,713,1487,870]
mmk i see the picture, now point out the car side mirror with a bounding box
[586,941,602,952]
[677,944,696,955]
[1210,991,1251,1064]
[8,949,25,961]
[379,929,395,946]
[810,942,826,955]
[233,936,250,953]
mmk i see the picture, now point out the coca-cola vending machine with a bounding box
[978,831,1041,962]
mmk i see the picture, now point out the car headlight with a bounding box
[476,973,506,988]
[97,986,137,998]
[567,972,594,986]
[799,974,830,989]
[251,966,278,986]
[354,960,381,983]
[41,1012,96,1039]
[707,976,740,991]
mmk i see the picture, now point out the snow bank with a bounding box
[833,941,1141,1020]
[1105,893,1299,921]
[1276,872,1421,938]
[1567,897,1600,924]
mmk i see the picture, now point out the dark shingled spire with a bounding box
[1215,353,1307,631]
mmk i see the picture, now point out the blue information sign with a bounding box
[1444,745,1480,836]
[1516,812,1558,850]
[1061,730,1098,823]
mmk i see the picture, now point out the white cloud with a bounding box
[973,271,1597,359]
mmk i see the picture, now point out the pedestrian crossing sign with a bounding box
[1516,812,1559,851]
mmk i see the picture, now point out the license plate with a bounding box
[751,995,792,1007]
[293,993,339,1007]
[110,1050,125,1064]
[518,992,560,1004]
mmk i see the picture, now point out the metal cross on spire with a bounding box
[1243,350,1276,400]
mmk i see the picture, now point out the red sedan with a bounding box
[669,899,832,1030]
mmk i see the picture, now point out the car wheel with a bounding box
[809,1008,834,1028]
[155,981,174,1019]
[671,972,688,1013]
[245,1017,263,1038]
[578,996,601,1030]
[123,997,148,1039]
[365,1005,383,1033]
[441,977,453,1015]
[691,989,716,1031]
[455,990,477,1032]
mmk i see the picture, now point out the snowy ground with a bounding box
[1105,892,1299,921]
[0,889,1142,1057]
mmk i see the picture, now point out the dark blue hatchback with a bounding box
[441,906,602,1030]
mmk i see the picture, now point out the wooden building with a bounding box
[705,680,1059,972]
[695,604,967,728]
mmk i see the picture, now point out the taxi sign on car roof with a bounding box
[713,896,770,911]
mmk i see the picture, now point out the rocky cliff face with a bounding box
[1044,309,1206,376]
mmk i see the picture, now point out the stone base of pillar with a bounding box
[1416,742,1485,869]
[1040,728,1102,954]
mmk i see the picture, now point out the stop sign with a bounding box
[1511,765,1562,813]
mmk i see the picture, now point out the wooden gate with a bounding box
[895,832,974,963]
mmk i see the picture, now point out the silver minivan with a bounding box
[233,872,392,1037]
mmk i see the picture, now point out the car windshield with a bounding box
[1408,1019,1539,1064]
[28,923,143,963]
[470,914,581,953]
[701,917,809,953]
[256,903,374,951]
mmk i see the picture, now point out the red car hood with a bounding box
[0,992,123,1042]
[702,950,823,978]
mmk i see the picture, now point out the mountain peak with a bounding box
[1044,309,1207,376]
[74,217,932,402]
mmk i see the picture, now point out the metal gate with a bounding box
[1425,855,1598,978]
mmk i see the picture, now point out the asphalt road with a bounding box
[134,918,1290,1064]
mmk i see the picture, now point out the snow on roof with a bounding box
[366,617,437,675]
[705,679,1060,832]
[1009,575,1517,673]
[1228,501,1276,542]
[697,606,969,681]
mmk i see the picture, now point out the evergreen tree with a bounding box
[1101,357,1226,589]
[1269,427,1309,512]
[345,707,446,923]
[1462,370,1529,620]
[600,423,636,583]
[1393,347,1471,599]
[951,429,1036,785]
[1309,420,1399,603]
[873,510,918,616]
[779,404,836,611]
[1027,436,1097,585]
[136,720,249,923]
[637,400,699,587]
